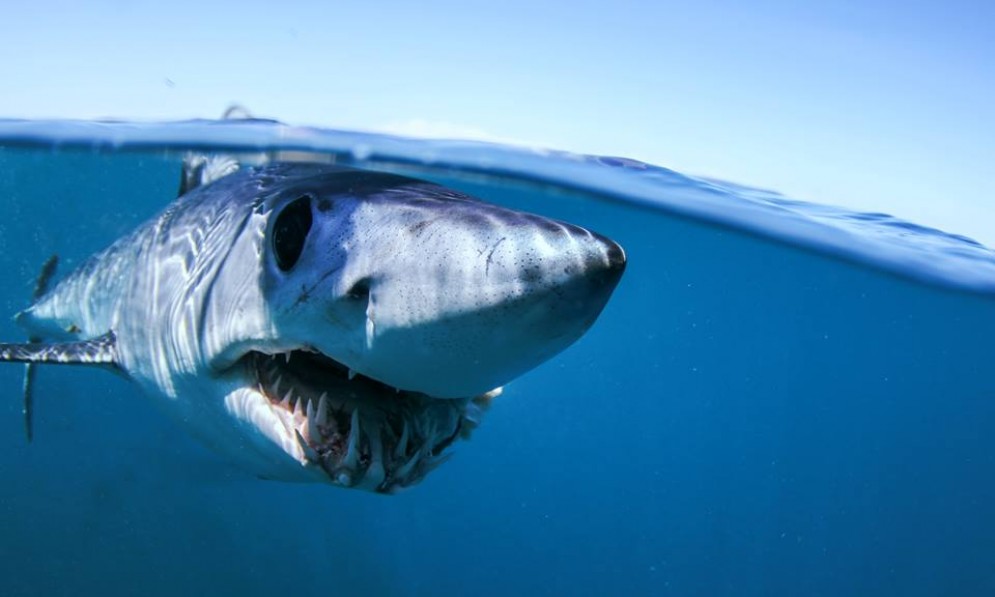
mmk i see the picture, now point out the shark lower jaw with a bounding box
[242,349,494,493]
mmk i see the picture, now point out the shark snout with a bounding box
[582,233,626,321]
[513,213,625,279]
[529,226,626,338]
[600,232,627,272]
[589,230,627,284]
[283,185,628,400]
[535,218,626,295]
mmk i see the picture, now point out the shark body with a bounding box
[1,159,625,492]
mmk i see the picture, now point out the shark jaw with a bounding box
[226,347,497,493]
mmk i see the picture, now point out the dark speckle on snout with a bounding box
[521,264,544,283]
[408,219,435,237]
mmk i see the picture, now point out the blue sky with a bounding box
[1,0,992,245]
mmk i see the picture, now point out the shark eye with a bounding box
[273,196,313,271]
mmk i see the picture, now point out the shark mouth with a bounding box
[248,349,494,493]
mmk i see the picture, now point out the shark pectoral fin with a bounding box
[22,362,37,442]
[22,254,59,443]
[0,332,119,366]
[4,332,120,442]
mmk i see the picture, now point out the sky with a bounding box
[1,0,992,245]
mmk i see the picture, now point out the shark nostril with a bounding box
[347,278,372,301]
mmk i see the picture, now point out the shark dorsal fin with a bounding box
[178,154,241,196]
[177,105,258,196]
[0,332,119,366]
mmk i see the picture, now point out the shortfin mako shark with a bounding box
[0,151,625,493]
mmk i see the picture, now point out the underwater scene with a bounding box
[0,119,993,596]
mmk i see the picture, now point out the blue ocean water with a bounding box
[0,120,993,596]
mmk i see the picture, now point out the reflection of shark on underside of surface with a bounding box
[0,153,625,493]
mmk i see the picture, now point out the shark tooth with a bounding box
[294,429,317,460]
[281,388,294,408]
[394,421,410,459]
[273,375,283,396]
[394,448,421,481]
[357,431,385,490]
[284,352,292,364]
[343,409,360,469]
[316,393,329,426]
[307,400,321,441]
[294,394,307,416]
[347,368,357,381]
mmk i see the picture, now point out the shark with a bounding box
[0,155,625,493]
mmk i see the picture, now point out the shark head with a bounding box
[182,164,625,491]
[264,169,625,397]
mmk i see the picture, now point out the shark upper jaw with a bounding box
[224,344,495,493]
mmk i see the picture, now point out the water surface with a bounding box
[0,120,992,596]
